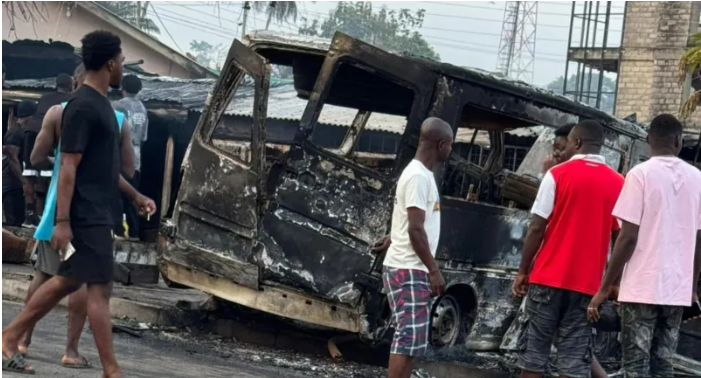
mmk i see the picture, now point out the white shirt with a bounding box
[531,154,608,219]
[384,160,441,272]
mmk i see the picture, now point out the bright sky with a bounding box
[146,1,626,87]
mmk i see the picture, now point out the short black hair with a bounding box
[121,74,142,94]
[554,124,575,138]
[648,113,683,143]
[81,30,122,71]
[56,73,73,92]
[574,119,604,146]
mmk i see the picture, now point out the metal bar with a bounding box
[613,1,628,115]
[586,1,600,108]
[575,2,589,101]
[596,2,612,109]
[578,2,593,102]
[562,1,577,96]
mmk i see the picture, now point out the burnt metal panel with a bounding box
[257,210,374,297]
[437,198,529,270]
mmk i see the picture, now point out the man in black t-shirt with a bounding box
[2,31,155,377]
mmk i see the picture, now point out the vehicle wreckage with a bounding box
[156,31,701,374]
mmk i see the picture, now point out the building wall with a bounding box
[616,1,701,129]
[2,2,195,78]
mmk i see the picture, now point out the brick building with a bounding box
[615,2,701,144]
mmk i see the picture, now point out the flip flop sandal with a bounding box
[2,354,36,375]
[62,355,92,369]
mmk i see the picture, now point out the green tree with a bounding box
[103,1,160,34]
[189,40,222,69]
[252,1,299,30]
[298,2,440,61]
[546,73,617,114]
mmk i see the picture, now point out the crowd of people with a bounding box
[2,28,700,378]
[2,30,155,377]
[374,115,701,378]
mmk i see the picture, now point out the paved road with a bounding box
[2,301,314,378]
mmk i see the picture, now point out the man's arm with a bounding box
[55,153,81,221]
[30,105,61,169]
[5,144,23,178]
[519,215,548,274]
[120,119,135,178]
[598,221,639,292]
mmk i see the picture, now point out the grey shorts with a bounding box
[517,284,593,378]
[34,240,61,276]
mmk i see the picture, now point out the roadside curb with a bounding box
[2,269,197,327]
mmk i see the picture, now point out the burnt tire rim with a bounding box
[431,294,461,348]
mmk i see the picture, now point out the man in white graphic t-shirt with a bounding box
[373,117,454,378]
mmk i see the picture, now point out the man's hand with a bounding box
[587,289,608,323]
[428,269,446,297]
[132,194,156,217]
[512,273,529,297]
[541,154,557,174]
[371,235,391,254]
[51,222,73,252]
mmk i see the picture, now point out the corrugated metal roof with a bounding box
[3,76,544,143]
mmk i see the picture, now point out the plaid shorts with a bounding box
[383,267,433,356]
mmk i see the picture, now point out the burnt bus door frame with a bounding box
[259,32,436,299]
[171,40,270,285]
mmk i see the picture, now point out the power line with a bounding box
[422,34,565,59]
[149,3,184,53]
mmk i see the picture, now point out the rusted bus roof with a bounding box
[246,31,647,139]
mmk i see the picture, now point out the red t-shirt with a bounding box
[529,155,624,295]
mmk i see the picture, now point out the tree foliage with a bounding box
[679,32,701,118]
[189,40,222,69]
[546,73,617,114]
[298,2,439,61]
[103,1,160,34]
[252,1,299,29]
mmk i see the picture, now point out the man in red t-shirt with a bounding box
[512,120,624,378]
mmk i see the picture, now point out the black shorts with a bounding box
[57,226,114,284]
[517,284,593,378]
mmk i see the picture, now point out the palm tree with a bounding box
[252,1,298,30]
[679,32,701,118]
[103,1,160,35]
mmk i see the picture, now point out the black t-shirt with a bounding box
[3,129,24,193]
[61,85,121,227]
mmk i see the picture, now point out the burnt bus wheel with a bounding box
[430,294,462,348]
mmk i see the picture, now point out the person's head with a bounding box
[80,30,124,88]
[121,74,142,97]
[563,119,604,159]
[73,63,86,90]
[418,117,454,163]
[647,114,683,156]
[56,73,73,93]
[552,124,575,163]
[15,100,37,125]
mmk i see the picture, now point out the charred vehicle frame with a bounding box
[157,31,656,356]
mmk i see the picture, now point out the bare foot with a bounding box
[17,345,28,357]
[1,331,20,359]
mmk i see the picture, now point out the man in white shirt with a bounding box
[374,117,453,378]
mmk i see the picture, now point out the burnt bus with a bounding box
[157,31,697,369]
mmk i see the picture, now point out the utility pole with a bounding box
[241,1,251,39]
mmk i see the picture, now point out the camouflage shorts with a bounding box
[620,302,684,378]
